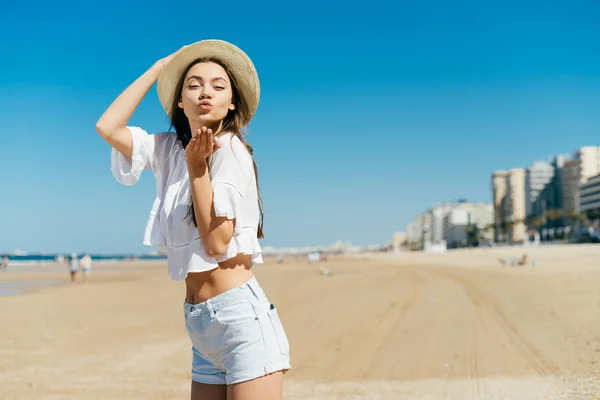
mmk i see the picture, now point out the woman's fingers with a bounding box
[187,127,220,158]
[203,127,212,153]
[206,128,213,152]
[202,127,208,151]
[212,136,221,150]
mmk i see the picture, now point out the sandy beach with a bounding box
[2,244,600,399]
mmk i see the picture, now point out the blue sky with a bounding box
[1,0,599,254]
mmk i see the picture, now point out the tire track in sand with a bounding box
[430,266,562,396]
[468,312,486,399]
[293,267,424,378]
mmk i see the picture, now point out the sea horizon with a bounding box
[0,252,168,266]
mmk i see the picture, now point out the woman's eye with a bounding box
[188,85,200,89]
[215,86,225,90]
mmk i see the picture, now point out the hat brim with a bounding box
[157,40,260,126]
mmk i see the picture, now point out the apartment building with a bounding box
[405,214,425,249]
[580,173,600,219]
[443,204,494,248]
[531,154,567,222]
[562,147,600,213]
[525,161,554,217]
[407,202,493,250]
[492,168,527,243]
[492,171,508,242]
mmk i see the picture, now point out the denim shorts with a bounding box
[183,276,291,385]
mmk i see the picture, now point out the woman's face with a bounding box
[178,61,235,128]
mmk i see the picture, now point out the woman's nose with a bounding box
[199,87,213,98]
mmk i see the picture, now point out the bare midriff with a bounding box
[184,253,254,304]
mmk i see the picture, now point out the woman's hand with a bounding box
[154,45,188,70]
[185,127,222,170]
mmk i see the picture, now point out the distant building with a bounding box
[492,168,527,243]
[428,203,457,244]
[531,154,568,223]
[406,201,493,251]
[580,173,600,220]
[562,147,600,213]
[562,160,579,213]
[492,171,509,242]
[406,214,425,250]
[525,161,554,217]
[391,232,407,252]
[443,204,493,248]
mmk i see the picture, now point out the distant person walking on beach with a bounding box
[80,253,92,283]
[96,40,289,399]
[68,253,79,283]
[1,256,8,271]
[55,254,65,264]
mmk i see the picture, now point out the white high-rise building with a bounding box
[562,147,600,213]
[443,204,494,248]
[531,154,568,221]
[405,214,425,249]
[525,161,554,217]
[407,201,493,250]
[580,173,600,219]
[492,168,527,243]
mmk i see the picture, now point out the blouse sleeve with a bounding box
[210,135,253,220]
[111,126,157,186]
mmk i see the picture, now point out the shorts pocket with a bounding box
[185,308,210,341]
[268,306,290,356]
[215,298,258,327]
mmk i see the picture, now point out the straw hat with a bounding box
[157,39,260,125]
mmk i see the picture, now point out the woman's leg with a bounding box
[191,381,226,400]
[227,371,284,400]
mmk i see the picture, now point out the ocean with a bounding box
[0,253,167,266]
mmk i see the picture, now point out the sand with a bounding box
[2,244,600,399]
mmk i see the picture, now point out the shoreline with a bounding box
[0,261,168,297]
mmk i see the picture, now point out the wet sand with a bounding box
[2,244,600,399]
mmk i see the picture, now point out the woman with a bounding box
[96,40,290,400]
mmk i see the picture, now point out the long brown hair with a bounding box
[168,57,264,239]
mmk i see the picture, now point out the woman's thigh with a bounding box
[227,371,284,400]
[191,381,226,400]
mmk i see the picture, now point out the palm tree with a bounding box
[545,209,564,222]
[567,209,579,221]
[531,217,544,228]
[566,209,588,232]
[464,223,481,247]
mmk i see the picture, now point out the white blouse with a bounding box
[111,126,263,281]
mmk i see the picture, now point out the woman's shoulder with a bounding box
[216,131,237,144]
[211,132,254,177]
[154,130,179,143]
[128,126,179,149]
[151,131,181,154]
[216,132,250,156]
[148,131,182,170]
